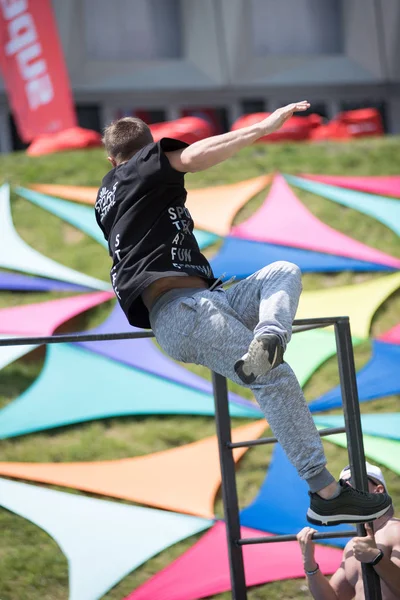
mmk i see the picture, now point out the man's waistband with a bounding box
[149,287,206,326]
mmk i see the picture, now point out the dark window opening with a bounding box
[9,114,29,151]
[76,104,101,132]
[114,108,167,124]
[181,107,229,134]
[241,99,267,115]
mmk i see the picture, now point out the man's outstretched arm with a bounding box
[166,101,310,173]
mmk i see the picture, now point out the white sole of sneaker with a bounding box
[306,504,391,527]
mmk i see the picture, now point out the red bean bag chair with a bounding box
[310,108,384,141]
[231,112,322,142]
[339,108,384,138]
[150,116,214,144]
[310,121,349,141]
[27,126,102,156]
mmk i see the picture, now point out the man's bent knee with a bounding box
[257,261,302,279]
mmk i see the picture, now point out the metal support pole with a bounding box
[212,372,247,600]
[335,318,383,600]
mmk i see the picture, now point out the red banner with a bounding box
[0,0,77,142]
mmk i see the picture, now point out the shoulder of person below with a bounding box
[382,518,400,542]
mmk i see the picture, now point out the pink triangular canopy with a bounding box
[231,174,400,269]
[378,323,400,345]
[126,521,342,600]
[0,292,113,336]
[302,174,400,198]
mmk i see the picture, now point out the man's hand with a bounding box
[297,527,318,571]
[260,101,311,136]
[353,523,380,563]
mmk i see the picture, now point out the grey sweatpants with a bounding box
[150,261,334,492]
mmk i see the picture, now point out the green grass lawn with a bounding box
[0,136,399,600]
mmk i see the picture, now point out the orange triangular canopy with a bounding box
[28,184,97,205]
[29,175,271,236]
[0,420,266,518]
[186,175,271,236]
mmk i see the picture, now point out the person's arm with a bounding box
[297,528,355,600]
[353,522,400,596]
[166,101,310,173]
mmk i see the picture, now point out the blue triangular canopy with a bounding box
[313,413,400,441]
[75,303,256,412]
[240,444,350,547]
[0,344,260,439]
[0,270,90,292]
[210,237,392,279]
[309,340,400,413]
[0,477,212,600]
[285,175,400,238]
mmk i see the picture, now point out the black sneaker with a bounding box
[234,334,284,384]
[307,479,392,526]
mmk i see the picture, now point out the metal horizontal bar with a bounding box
[293,316,349,326]
[227,426,346,449]
[292,323,333,334]
[0,316,350,348]
[237,529,356,546]
[0,330,154,347]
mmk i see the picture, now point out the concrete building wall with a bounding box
[1,0,399,150]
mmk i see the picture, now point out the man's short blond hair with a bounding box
[102,117,153,163]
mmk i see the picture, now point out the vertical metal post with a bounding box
[335,318,383,600]
[212,371,247,600]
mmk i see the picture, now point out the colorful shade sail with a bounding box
[285,175,400,238]
[296,272,400,339]
[0,420,266,519]
[25,184,219,250]
[76,303,257,411]
[0,293,112,373]
[317,428,400,476]
[314,413,400,442]
[0,292,113,336]
[0,271,90,292]
[301,174,400,198]
[231,174,400,269]
[0,184,110,290]
[378,323,400,344]
[28,183,97,204]
[0,337,37,371]
[16,186,108,248]
[309,341,400,412]
[240,444,350,547]
[0,477,212,600]
[210,237,387,280]
[126,521,342,600]
[186,175,271,236]
[0,344,260,439]
[192,229,220,250]
[286,329,361,388]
